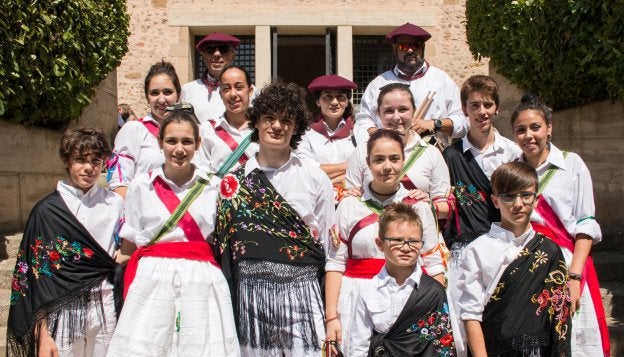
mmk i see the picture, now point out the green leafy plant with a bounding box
[466,0,624,110]
[0,0,129,127]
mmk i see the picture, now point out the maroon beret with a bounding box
[196,32,241,51]
[385,23,431,43]
[307,74,357,93]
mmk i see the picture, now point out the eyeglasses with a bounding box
[202,45,231,55]
[396,42,424,52]
[165,102,194,113]
[381,237,424,249]
[495,191,537,205]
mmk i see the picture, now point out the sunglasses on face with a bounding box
[202,45,231,55]
[495,191,537,205]
[396,42,424,52]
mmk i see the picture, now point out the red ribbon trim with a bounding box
[153,176,206,243]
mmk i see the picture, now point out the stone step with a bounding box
[0,233,23,262]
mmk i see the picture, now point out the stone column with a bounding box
[255,25,271,89]
[336,26,353,80]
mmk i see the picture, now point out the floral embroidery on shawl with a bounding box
[452,180,486,206]
[531,263,571,341]
[11,236,93,305]
[406,303,456,356]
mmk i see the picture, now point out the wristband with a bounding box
[568,272,582,281]
[325,316,339,323]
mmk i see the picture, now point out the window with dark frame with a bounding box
[194,35,255,84]
[352,36,395,104]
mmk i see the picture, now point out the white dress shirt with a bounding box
[195,115,259,173]
[119,166,221,248]
[57,181,124,257]
[345,132,451,201]
[108,114,164,189]
[458,224,535,321]
[181,79,226,124]
[349,265,423,357]
[522,143,602,242]
[296,119,357,166]
[244,153,335,253]
[462,130,522,179]
[354,65,468,146]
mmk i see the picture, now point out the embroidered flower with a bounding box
[428,315,436,325]
[440,334,453,346]
[220,174,240,199]
[417,320,425,328]
[17,262,28,274]
[83,247,94,258]
[273,201,281,209]
[49,251,61,261]
[288,231,297,238]
[11,277,20,291]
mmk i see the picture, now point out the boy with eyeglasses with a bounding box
[349,203,456,357]
[458,161,571,356]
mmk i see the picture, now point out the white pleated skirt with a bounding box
[106,257,240,357]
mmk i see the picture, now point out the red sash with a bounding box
[346,213,378,258]
[400,175,418,190]
[139,118,160,138]
[532,195,610,356]
[153,176,205,243]
[208,120,250,166]
[344,258,385,278]
[123,241,219,298]
[309,115,354,141]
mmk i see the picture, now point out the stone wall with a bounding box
[117,0,487,116]
[0,72,117,233]
[492,66,624,250]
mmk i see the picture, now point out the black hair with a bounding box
[144,60,182,99]
[490,161,539,194]
[511,94,552,127]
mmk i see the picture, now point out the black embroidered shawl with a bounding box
[482,233,572,356]
[442,141,499,249]
[214,167,325,281]
[369,274,456,357]
[7,191,118,357]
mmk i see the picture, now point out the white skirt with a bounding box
[336,275,370,356]
[106,257,240,357]
[447,245,468,357]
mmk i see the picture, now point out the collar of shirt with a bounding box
[462,128,505,155]
[245,151,301,176]
[377,264,422,289]
[392,62,428,80]
[322,118,347,136]
[404,131,428,152]
[149,165,207,190]
[489,222,535,246]
[215,114,252,136]
[142,113,159,125]
[361,182,409,206]
[535,143,567,172]
[57,180,99,201]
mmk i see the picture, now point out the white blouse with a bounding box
[57,181,124,257]
[195,116,259,174]
[523,143,602,242]
[244,153,335,253]
[457,224,535,321]
[345,132,451,201]
[108,114,164,189]
[180,79,226,124]
[327,184,444,277]
[119,166,221,248]
[296,119,357,166]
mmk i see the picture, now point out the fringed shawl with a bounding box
[7,191,118,357]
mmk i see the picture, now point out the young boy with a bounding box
[458,161,571,356]
[8,128,123,357]
[349,203,456,357]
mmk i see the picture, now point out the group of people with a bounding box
[6,22,608,357]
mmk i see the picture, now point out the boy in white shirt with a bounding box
[459,161,571,356]
[349,203,456,356]
[8,128,123,357]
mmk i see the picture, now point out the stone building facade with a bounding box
[117,0,488,115]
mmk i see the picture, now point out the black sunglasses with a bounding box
[202,45,231,55]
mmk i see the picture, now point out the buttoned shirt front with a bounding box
[462,129,522,179]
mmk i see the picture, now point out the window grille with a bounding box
[194,35,255,84]
[352,36,394,104]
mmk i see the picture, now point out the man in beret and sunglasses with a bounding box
[354,23,468,148]
[181,32,240,123]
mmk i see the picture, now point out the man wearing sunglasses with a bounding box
[354,23,468,148]
[181,32,240,123]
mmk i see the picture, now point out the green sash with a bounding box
[399,145,427,180]
[216,132,253,178]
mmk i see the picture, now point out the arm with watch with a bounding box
[410,117,453,137]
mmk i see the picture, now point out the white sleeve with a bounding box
[295,133,322,167]
[443,79,469,139]
[426,147,451,200]
[345,145,366,189]
[413,202,445,277]
[325,200,352,273]
[457,245,486,321]
[571,155,602,242]
[118,181,142,245]
[348,292,374,357]
[315,173,336,254]
[354,81,381,145]
[194,124,216,172]
[108,123,144,189]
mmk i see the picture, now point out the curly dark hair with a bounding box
[246,80,311,150]
[59,127,111,165]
